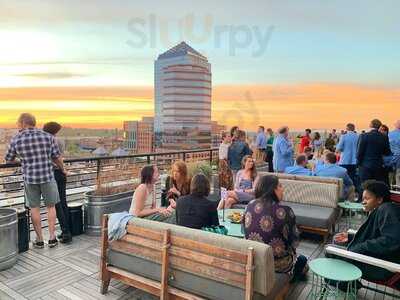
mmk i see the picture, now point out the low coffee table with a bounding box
[218,209,244,238]
[338,201,365,230]
[308,258,362,300]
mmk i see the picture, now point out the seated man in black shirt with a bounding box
[176,174,219,229]
[333,180,400,283]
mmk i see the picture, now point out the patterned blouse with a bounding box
[243,199,300,273]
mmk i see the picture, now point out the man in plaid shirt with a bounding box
[5,113,66,249]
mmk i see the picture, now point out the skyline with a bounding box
[1,1,399,130]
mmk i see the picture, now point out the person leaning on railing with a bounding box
[43,121,72,244]
[129,165,175,223]
[5,113,64,249]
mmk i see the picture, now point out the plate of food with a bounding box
[227,211,243,224]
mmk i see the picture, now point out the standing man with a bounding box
[43,122,72,244]
[357,119,391,200]
[299,128,312,153]
[255,126,267,162]
[336,123,359,189]
[331,129,339,144]
[388,120,400,186]
[273,126,294,172]
[228,130,252,181]
[5,113,65,248]
[265,128,275,172]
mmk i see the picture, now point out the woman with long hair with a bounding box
[165,160,190,208]
[243,175,308,281]
[130,165,174,221]
[218,155,258,209]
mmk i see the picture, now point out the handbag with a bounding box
[202,225,228,235]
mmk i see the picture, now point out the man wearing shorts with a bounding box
[5,113,66,249]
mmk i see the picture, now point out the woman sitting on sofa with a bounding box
[130,165,174,222]
[165,160,191,208]
[176,174,219,229]
[218,155,259,209]
[243,175,308,281]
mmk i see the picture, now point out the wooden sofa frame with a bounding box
[100,214,268,300]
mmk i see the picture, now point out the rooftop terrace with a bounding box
[1,149,399,299]
[1,216,398,300]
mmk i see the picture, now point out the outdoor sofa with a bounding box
[100,215,290,300]
[234,172,343,240]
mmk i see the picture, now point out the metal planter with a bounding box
[83,190,134,236]
[0,208,18,270]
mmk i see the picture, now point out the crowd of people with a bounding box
[3,113,400,287]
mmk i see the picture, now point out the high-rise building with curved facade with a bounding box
[154,42,211,150]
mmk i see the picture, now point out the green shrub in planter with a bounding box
[187,161,213,180]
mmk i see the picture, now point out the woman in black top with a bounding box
[176,174,219,229]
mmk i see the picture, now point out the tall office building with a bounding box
[154,41,212,150]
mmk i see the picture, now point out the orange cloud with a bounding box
[0,84,398,130]
[212,83,400,130]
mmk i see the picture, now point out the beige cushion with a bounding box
[126,217,275,296]
[280,179,338,208]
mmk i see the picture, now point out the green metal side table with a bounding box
[338,201,365,230]
[308,258,362,300]
[218,209,245,238]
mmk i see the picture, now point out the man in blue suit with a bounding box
[336,123,359,186]
[285,154,312,176]
[315,152,354,200]
[272,126,294,172]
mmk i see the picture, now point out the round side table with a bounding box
[338,201,365,230]
[308,258,362,300]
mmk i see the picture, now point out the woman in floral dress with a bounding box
[243,175,308,281]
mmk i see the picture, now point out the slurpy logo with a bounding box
[127,14,274,57]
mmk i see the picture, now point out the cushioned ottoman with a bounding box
[283,201,339,231]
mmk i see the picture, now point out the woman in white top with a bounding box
[130,165,174,222]
[218,131,233,190]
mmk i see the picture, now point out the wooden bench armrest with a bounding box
[325,246,400,273]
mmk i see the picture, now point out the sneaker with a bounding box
[48,238,58,248]
[32,240,44,249]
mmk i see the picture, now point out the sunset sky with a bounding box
[1,1,399,130]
